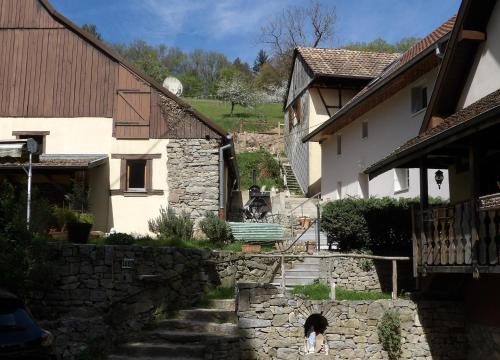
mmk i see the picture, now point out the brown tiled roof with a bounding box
[396,88,500,154]
[297,48,400,78]
[346,16,456,104]
[304,16,456,142]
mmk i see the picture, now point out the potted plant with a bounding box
[50,206,78,241]
[64,180,94,244]
[67,212,94,244]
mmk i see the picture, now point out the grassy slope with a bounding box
[184,98,283,132]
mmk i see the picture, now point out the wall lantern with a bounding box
[435,170,444,189]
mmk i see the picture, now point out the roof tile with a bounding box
[297,48,400,78]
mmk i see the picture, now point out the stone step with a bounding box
[115,342,205,358]
[144,329,239,344]
[176,309,237,324]
[156,319,238,335]
[285,269,320,277]
[210,299,235,311]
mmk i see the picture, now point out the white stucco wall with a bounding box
[320,68,450,201]
[458,1,500,108]
[0,117,169,234]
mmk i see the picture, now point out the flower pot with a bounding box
[306,241,316,253]
[242,244,261,253]
[67,222,92,244]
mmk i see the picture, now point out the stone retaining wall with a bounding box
[31,244,218,359]
[318,256,414,293]
[236,283,466,360]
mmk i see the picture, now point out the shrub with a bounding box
[53,206,78,228]
[236,150,284,190]
[321,197,445,253]
[148,207,193,242]
[199,212,233,244]
[78,212,94,224]
[105,232,135,245]
[378,309,402,359]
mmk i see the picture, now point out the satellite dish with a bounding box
[162,76,183,97]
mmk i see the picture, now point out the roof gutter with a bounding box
[364,104,500,179]
[302,33,452,143]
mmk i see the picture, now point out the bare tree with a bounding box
[259,1,336,57]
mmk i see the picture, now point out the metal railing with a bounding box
[289,192,322,248]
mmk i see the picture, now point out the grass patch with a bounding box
[207,286,235,300]
[336,288,391,301]
[184,98,282,132]
[292,283,392,300]
[292,283,330,300]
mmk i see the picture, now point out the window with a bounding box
[13,131,49,154]
[394,168,410,193]
[336,134,342,155]
[127,160,146,191]
[288,99,301,129]
[411,86,427,113]
[110,154,164,196]
[362,121,368,139]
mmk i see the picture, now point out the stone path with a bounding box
[108,299,239,360]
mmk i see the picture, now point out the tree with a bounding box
[344,37,421,53]
[253,49,269,73]
[259,1,336,55]
[258,1,336,82]
[177,72,203,97]
[81,23,102,41]
[217,76,259,115]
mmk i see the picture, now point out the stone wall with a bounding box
[237,283,466,360]
[318,257,414,293]
[213,251,282,287]
[234,131,284,154]
[30,244,218,359]
[166,138,220,221]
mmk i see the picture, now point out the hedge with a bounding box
[321,197,444,254]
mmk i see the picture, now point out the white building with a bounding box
[304,18,455,201]
[283,48,399,195]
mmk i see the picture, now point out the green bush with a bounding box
[236,150,284,190]
[0,181,57,296]
[378,309,402,359]
[199,212,233,244]
[148,207,193,242]
[53,206,78,228]
[321,197,445,253]
[78,212,94,224]
[105,232,135,245]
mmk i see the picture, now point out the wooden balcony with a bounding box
[412,193,500,275]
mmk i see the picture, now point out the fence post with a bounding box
[281,255,285,289]
[329,278,336,301]
[391,260,398,300]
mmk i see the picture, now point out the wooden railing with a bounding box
[413,194,500,273]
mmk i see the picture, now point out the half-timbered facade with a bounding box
[283,48,399,195]
[304,19,454,202]
[0,0,237,233]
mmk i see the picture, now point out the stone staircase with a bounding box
[282,162,303,196]
[271,257,321,288]
[108,299,239,360]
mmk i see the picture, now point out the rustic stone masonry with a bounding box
[316,256,414,293]
[166,138,220,221]
[212,251,282,287]
[31,244,218,359]
[237,283,466,360]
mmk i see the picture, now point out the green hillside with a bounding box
[184,98,283,132]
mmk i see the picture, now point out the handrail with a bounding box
[282,218,318,253]
[244,252,410,300]
[289,192,321,213]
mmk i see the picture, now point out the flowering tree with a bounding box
[217,77,259,115]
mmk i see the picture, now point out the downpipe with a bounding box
[218,135,233,219]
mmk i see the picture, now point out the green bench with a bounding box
[228,222,284,243]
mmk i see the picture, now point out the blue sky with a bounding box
[50,0,461,64]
